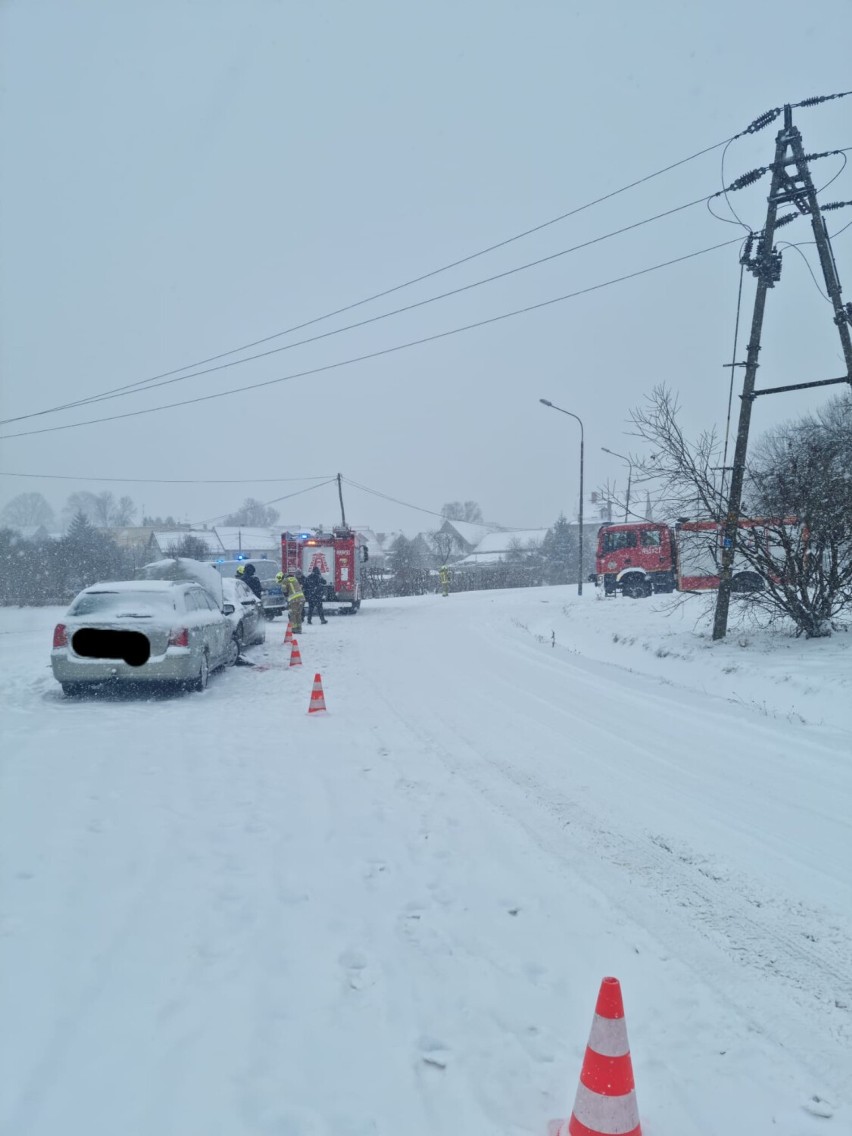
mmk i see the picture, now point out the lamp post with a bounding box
[601,447,633,522]
[539,399,585,596]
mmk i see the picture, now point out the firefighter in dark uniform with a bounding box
[304,566,328,624]
[237,563,263,601]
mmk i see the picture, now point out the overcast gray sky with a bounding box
[1,0,850,535]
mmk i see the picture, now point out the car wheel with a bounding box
[190,651,210,692]
[225,634,240,667]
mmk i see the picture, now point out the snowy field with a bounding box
[0,587,850,1136]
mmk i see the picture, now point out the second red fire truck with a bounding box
[595,519,769,598]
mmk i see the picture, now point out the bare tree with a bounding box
[430,529,456,565]
[61,490,137,528]
[222,498,280,527]
[441,500,484,524]
[113,496,137,525]
[629,385,852,637]
[166,534,212,561]
[1,492,55,529]
[629,386,725,521]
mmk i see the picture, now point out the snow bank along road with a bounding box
[1,590,850,1136]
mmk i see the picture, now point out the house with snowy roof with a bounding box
[435,517,503,559]
[211,527,279,560]
[456,528,550,566]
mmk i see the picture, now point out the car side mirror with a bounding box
[222,603,235,615]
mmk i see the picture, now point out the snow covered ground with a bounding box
[1,587,850,1136]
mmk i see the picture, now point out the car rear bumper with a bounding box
[51,649,200,685]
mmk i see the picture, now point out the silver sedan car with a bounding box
[51,580,234,696]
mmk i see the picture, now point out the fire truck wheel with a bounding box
[622,574,651,599]
[731,572,764,593]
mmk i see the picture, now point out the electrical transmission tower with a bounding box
[712,103,852,641]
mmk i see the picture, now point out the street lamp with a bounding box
[601,447,633,522]
[539,398,585,596]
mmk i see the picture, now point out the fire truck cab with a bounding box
[281,527,368,614]
[596,522,677,598]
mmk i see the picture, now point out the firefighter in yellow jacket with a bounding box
[277,571,305,633]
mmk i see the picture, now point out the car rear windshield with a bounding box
[248,562,278,579]
[214,561,278,579]
[69,591,176,617]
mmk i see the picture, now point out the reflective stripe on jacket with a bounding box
[284,575,304,600]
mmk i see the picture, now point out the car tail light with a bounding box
[53,623,67,648]
[168,627,190,647]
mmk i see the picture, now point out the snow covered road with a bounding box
[1,590,850,1135]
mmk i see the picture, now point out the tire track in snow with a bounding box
[359,617,852,1091]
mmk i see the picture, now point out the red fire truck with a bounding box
[595,519,769,598]
[281,527,369,613]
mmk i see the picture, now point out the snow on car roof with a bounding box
[80,580,191,593]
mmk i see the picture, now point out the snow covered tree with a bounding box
[387,535,430,596]
[540,514,577,584]
[61,512,128,593]
[0,492,55,530]
[742,395,852,636]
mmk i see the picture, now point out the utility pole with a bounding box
[713,104,852,640]
[337,472,347,528]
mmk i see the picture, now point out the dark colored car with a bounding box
[212,559,288,620]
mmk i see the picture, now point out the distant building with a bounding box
[457,529,549,565]
[212,527,279,560]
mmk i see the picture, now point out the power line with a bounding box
[0,236,743,442]
[342,477,487,525]
[0,471,334,485]
[190,479,338,527]
[7,93,849,428]
[17,134,734,416]
[1,189,720,425]
[11,98,849,427]
[778,241,831,301]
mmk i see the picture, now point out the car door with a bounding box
[241,580,261,642]
[208,590,230,663]
[233,579,255,644]
[194,588,223,665]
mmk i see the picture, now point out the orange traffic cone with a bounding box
[283,621,293,644]
[289,637,302,667]
[549,977,641,1136]
[308,673,327,714]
